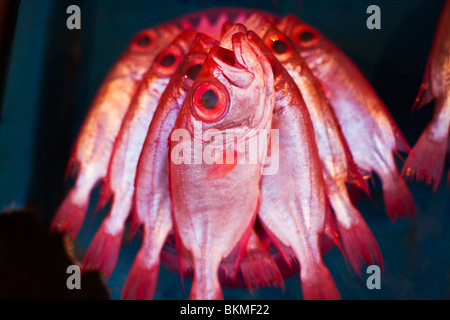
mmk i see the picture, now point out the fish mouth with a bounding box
[206,32,274,149]
[211,43,254,89]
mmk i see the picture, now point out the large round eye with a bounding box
[154,46,184,76]
[192,82,229,122]
[264,33,292,63]
[180,54,206,87]
[131,30,157,52]
[294,25,320,48]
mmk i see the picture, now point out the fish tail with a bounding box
[329,182,383,275]
[381,170,416,221]
[122,251,160,300]
[402,125,448,191]
[301,261,341,300]
[238,233,285,293]
[51,188,89,239]
[83,222,123,277]
[337,216,383,276]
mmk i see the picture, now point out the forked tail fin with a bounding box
[51,189,89,239]
[381,171,416,221]
[83,222,123,278]
[402,125,448,191]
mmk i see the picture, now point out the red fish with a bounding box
[245,14,381,275]
[175,8,275,40]
[241,30,341,299]
[51,24,181,238]
[403,0,450,190]
[83,29,196,277]
[121,33,218,300]
[278,16,415,221]
[169,28,274,299]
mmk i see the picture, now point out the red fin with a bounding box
[412,61,433,112]
[83,222,123,277]
[301,263,341,300]
[64,157,79,181]
[337,218,383,276]
[383,108,411,153]
[238,231,284,293]
[347,159,370,196]
[129,205,141,240]
[122,254,160,300]
[382,173,416,221]
[336,112,371,195]
[207,162,238,179]
[207,149,242,179]
[258,218,296,268]
[393,125,412,154]
[221,211,256,280]
[51,189,88,239]
[323,206,342,252]
[96,179,113,212]
[402,126,448,191]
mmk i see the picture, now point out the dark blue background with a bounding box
[0,0,448,299]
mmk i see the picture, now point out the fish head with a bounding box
[125,23,182,77]
[276,15,329,66]
[178,33,219,90]
[244,12,306,95]
[179,30,274,148]
[147,29,197,79]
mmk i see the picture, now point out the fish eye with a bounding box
[265,33,292,62]
[180,55,206,87]
[192,82,229,122]
[154,46,183,76]
[132,30,157,51]
[271,39,288,55]
[137,35,152,47]
[294,25,320,48]
[160,53,176,67]
[299,30,315,42]
[186,64,202,80]
[200,90,218,110]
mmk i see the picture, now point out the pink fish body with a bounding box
[278,16,415,221]
[403,0,450,190]
[82,30,197,277]
[169,27,274,299]
[121,33,218,300]
[51,24,180,238]
[246,14,381,274]
[239,29,340,299]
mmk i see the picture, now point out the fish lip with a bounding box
[211,45,246,73]
[210,40,254,89]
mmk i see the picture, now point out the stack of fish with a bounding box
[51,4,449,300]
